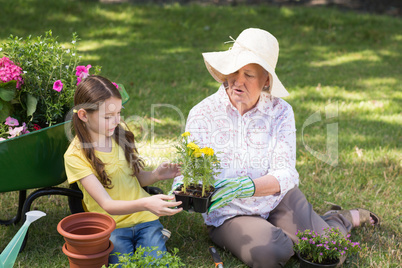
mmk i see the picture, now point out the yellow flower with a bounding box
[181,132,190,137]
[192,148,202,158]
[187,142,199,151]
[200,147,214,156]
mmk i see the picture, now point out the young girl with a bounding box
[64,75,182,264]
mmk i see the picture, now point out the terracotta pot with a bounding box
[57,212,116,255]
[62,241,114,268]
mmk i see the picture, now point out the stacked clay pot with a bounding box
[57,212,116,268]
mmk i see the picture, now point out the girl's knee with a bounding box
[135,222,167,253]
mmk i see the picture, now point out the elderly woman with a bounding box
[172,28,379,267]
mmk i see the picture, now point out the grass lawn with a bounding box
[0,0,401,267]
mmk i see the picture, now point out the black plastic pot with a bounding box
[174,185,214,213]
[192,191,213,213]
[297,252,339,268]
[174,192,192,211]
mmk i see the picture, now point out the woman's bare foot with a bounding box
[350,209,376,227]
[324,208,379,227]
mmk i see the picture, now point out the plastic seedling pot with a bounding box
[174,185,215,213]
[192,191,214,213]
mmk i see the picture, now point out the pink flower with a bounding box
[75,65,92,77]
[7,122,29,138]
[112,82,119,89]
[21,122,29,134]
[53,80,63,92]
[0,137,6,142]
[5,116,19,127]
[0,57,13,68]
[0,57,24,89]
[33,124,41,131]
[8,126,24,138]
[75,65,92,85]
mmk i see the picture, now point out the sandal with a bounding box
[324,208,381,227]
[324,201,343,211]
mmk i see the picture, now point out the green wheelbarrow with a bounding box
[0,83,131,227]
[0,121,84,251]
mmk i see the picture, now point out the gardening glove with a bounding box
[208,176,255,213]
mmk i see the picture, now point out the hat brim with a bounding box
[202,50,289,98]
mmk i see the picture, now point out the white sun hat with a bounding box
[202,28,289,98]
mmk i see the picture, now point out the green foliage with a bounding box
[175,132,221,196]
[104,246,184,268]
[0,121,8,139]
[0,81,16,121]
[294,227,362,264]
[0,81,16,101]
[0,30,100,127]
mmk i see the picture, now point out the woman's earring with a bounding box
[223,81,229,89]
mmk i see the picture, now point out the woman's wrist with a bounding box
[253,175,281,196]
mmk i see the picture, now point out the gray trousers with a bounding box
[208,187,352,268]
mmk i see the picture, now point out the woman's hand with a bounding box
[154,162,181,181]
[143,194,183,216]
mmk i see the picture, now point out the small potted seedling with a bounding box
[174,132,221,213]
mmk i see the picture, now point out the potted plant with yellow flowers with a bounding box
[173,132,221,213]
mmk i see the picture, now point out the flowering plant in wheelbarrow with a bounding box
[0,30,101,141]
[173,131,221,213]
[294,227,362,267]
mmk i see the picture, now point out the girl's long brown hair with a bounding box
[72,75,144,188]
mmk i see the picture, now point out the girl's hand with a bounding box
[144,194,183,216]
[154,162,181,181]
